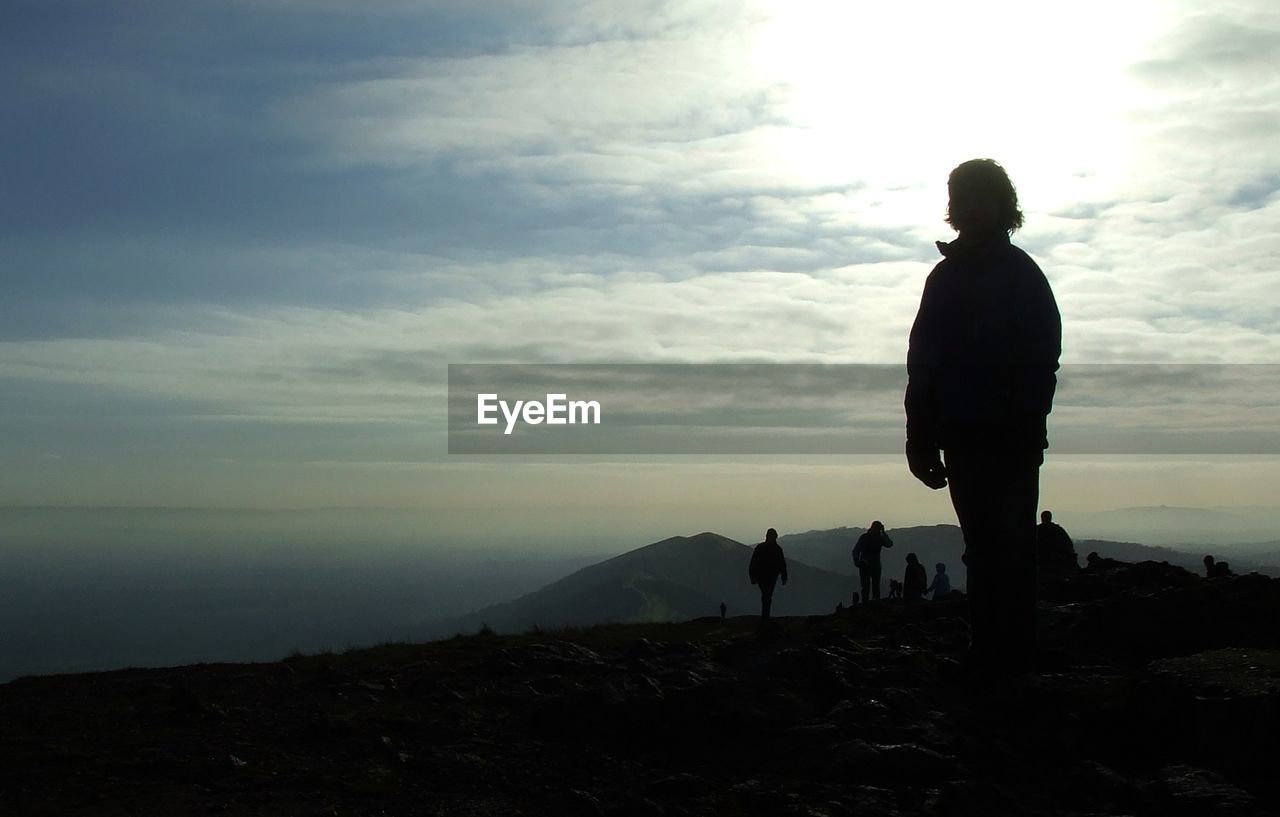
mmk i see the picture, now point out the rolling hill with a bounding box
[430,531,855,636]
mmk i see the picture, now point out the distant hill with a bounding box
[430,532,854,636]
[428,524,1280,639]
[1069,504,1280,546]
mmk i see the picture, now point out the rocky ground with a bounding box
[2,559,1278,816]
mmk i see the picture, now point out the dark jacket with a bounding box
[852,530,893,569]
[905,233,1061,453]
[749,541,788,585]
[1037,521,1079,574]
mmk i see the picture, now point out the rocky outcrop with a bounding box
[1,561,1277,816]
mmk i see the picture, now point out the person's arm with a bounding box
[906,270,949,489]
[1012,257,1062,448]
[882,533,893,550]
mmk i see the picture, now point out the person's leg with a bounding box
[860,567,872,603]
[946,449,1040,670]
[760,576,777,619]
[871,564,882,600]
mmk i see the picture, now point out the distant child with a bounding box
[926,563,951,598]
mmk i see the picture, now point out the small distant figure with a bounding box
[926,562,951,598]
[852,521,894,602]
[834,601,844,614]
[720,601,727,619]
[903,553,928,600]
[748,528,788,621]
[887,578,903,599]
[1037,510,1079,577]
[1203,554,1232,579]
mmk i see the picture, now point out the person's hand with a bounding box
[906,440,947,489]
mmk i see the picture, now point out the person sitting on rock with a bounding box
[748,528,788,620]
[903,553,928,600]
[1037,510,1079,577]
[926,562,951,598]
[1085,551,1123,570]
[1203,554,1232,579]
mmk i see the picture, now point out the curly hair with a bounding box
[946,158,1025,233]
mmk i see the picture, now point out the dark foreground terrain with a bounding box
[2,560,1278,816]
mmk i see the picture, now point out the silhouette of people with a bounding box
[904,553,928,600]
[748,528,788,620]
[852,521,894,601]
[905,159,1062,676]
[720,601,727,619]
[1037,510,1079,577]
[926,562,951,598]
[1203,554,1232,579]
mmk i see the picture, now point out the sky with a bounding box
[2,0,1278,547]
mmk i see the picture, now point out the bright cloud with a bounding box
[1,0,1277,519]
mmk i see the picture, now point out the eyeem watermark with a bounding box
[449,363,1280,454]
[477,393,601,435]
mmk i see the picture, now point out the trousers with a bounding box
[859,564,882,601]
[944,448,1041,669]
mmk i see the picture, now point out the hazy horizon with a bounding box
[3,504,1278,682]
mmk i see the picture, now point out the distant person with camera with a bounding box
[852,521,894,601]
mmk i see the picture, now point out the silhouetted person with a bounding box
[1037,510,1079,577]
[926,562,951,598]
[1203,554,1232,579]
[904,553,928,600]
[905,159,1062,676]
[720,601,727,619]
[748,528,788,620]
[852,520,894,601]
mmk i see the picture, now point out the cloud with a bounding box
[2,1,1279,511]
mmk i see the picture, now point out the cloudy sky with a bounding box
[2,1,1278,545]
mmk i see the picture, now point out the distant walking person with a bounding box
[926,562,951,598]
[720,601,727,619]
[905,159,1062,675]
[748,528,788,620]
[1037,510,1079,577]
[852,521,894,601]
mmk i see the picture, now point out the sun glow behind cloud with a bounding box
[748,1,1172,208]
[1,0,1278,520]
